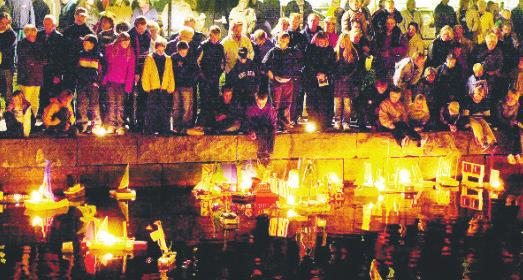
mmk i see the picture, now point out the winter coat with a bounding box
[372,8,403,35]
[434,3,457,35]
[141,53,175,93]
[76,49,104,86]
[197,40,225,80]
[228,59,259,93]
[16,39,47,86]
[221,34,254,73]
[393,57,423,89]
[0,28,17,70]
[429,37,455,67]
[103,43,136,93]
[379,98,408,129]
[37,29,65,76]
[304,44,336,87]
[245,102,277,131]
[129,27,151,74]
[284,0,313,26]
[434,63,466,103]
[262,46,301,79]
[400,9,424,35]
[341,6,371,34]
[171,53,199,88]
[6,0,35,30]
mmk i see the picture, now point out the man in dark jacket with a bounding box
[62,7,94,90]
[17,24,47,122]
[211,85,242,134]
[472,32,504,108]
[0,12,16,101]
[128,16,151,132]
[371,0,403,35]
[197,25,225,127]
[37,15,65,113]
[228,47,260,112]
[32,0,50,30]
[301,13,322,45]
[434,0,457,35]
[284,0,313,27]
[58,0,79,31]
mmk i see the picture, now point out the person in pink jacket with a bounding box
[103,32,136,135]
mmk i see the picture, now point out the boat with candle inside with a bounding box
[110,165,136,201]
[25,160,69,211]
[84,216,145,255]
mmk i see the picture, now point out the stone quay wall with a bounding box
[0,132,521,193]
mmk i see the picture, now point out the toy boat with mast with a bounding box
[64,183,85,200]
[25,160,69,211]
[109,165,136,201]
[84,216,142,255]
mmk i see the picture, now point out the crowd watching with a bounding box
[0,0,522,164]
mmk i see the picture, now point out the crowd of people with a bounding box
[0,0,522,164]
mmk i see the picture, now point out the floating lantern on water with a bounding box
[487,169,503,199]
[84,217,145,255]
[25,161,69,211]
[110,165,136,201]
[93,126,108,137]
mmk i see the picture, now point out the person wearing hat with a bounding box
[97,11,117,50]
[62,7,94,90]
[227,46,259,114]
[75,33,104,133]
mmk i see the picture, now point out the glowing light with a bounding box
[96,230,119,246]
[30,190,43,202]
[239,167,256,193]
[378,195,384,202]
[93,126,107,137]
[32,216,43,227]
[317,194,328,204]
[374,176,385,191]
[287,170,300,189]
[287,195,295,205]
[489,170,502,190]
[287,209,299,218]
[13,193,22,203]
[328,173,341,185]
[398,169,411,185]
[305,122,316,133]
[101,253,113,265]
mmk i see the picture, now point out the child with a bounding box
[379,86,425,147]
[43,90,76,137]
[440,101,469,132]
[496,89,522,164]
[141,38,175,135]
[333,30,361,131]
[4,90,32,138]
[172,41,199,133]
[103,32,136,135]
[464,85,497,151]
[408,94,430,131]
[211,85,241,134]
[358,78,390,130]
[467,63,488,97]
[228,47,260,112]
[245,91,277,165]
[76,34,104,133]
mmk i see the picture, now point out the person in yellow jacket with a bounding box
[141,38,175,135]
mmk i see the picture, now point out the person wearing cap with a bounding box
[97,11,117,50]
[17,24,47,124]
[262,32,300,131]
[37,15,65,114]
[0,12,16,102]
[221,20,254,74]
[227,46,259,113]
[440,101,469,132]
[75,34,104,133]
[434,53,465,106]
[172,41,199,133]
[62,7,94,90]
[141,38,175,135]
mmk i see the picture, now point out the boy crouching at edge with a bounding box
[245,91,277,165]
[43,90,76,137]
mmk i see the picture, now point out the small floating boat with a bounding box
[64,183,85,200]
[25,161,69,212]
[109,165,136,201]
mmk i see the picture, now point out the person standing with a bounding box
[33,0,50,30]
[284,0,313,28]
[17,24,47,123]
[62,7,94,90]
[37,15,65,114]
[372,0,403,36]
[434,0,457,36]
[400,0,424,36]
[172,41,199,133]
[131,0,158,24]
[5,0,35,33]
[0,12,16,101]
[58,0,79,31]
[221,20,254,74]
[511,0,523,42]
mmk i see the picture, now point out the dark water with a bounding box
[0,187,520,280]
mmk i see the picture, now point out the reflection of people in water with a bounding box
[228,0,257,35]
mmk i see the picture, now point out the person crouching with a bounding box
[141,38,175,135]
[379,86,426,147]
[4,90,32,138]
[43,90,76,137]
[246,91,277,165]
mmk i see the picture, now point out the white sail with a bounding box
[118,165,130,190]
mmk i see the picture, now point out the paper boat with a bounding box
[84,217,140,255]
[64,184,86,200]
[25,160,69,211]
[109,165,136,201]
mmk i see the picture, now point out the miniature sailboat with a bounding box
[150,221,176,272]
[25,161,69,211]
[84,216,136,255]
[64,183,85,200]
[110,165,136,201]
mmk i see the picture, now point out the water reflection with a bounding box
[0,187,520,279]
